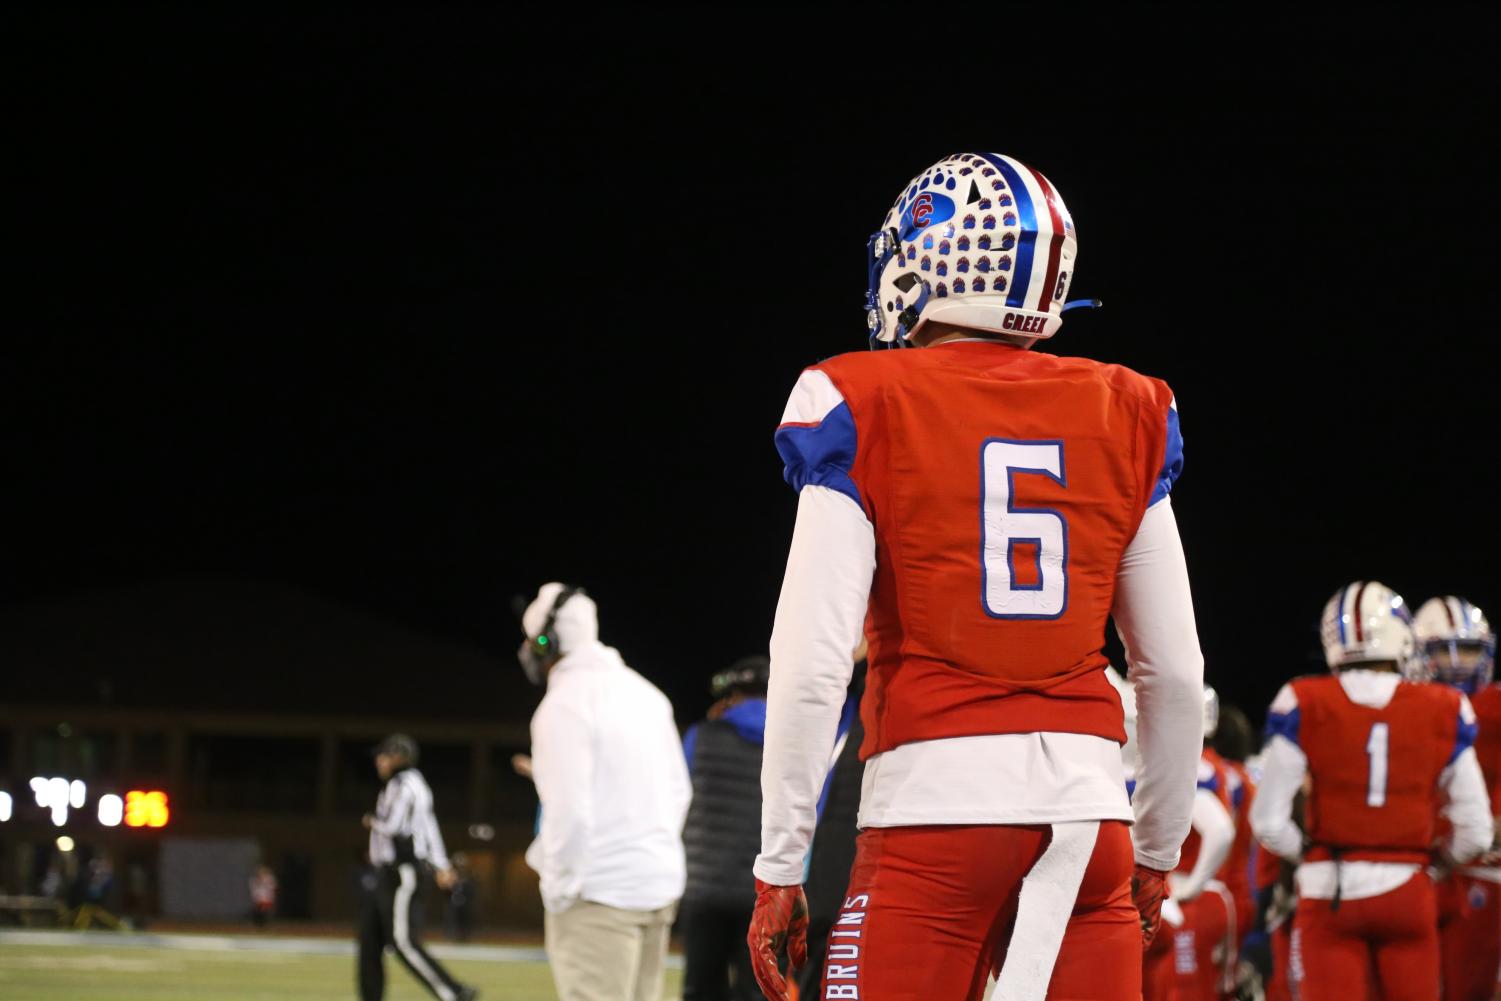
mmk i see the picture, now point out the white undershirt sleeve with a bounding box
[754,484,875,886]
[1112,496,1205,870]
[1440,744,1495,866]
[1250,690,1308,863]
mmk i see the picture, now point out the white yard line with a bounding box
[0,930,685,969]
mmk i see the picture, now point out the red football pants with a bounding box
[1290,873,1440,1001]
[819,821,1139,1001]
[1172,889,1231,1001]
[1140,889,1231,1001]
[1439,874,1501,1001]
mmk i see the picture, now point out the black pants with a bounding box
[357,863,465,1001]
[680,899,764,1001]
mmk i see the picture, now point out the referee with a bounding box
[359,734,478,1001]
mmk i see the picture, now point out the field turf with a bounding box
[0,935,684,1001]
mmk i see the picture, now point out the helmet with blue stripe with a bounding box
[865,153,1083,348]
[1414,596,1495,695]
[1319,581,1421,678]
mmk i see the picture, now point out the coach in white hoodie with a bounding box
[520,583,690,1001]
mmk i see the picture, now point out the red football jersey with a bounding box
[1471,683,1501,810]
[1205,749,1255,898]
[1288,675,1466,863]
[777,340,1179,759]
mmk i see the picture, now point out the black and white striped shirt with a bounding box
[369,767,450,870]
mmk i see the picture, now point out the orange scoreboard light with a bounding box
[124,790,170,828]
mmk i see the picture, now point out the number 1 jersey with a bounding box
[775,339,1180,759]
[1266,674,1471,863]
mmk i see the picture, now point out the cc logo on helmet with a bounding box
[912,194,935,228]
[899,192,955,242]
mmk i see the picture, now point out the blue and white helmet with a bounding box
[1414,596,1495,694]
[1320,581,1421,678]
[866,153,1081,348]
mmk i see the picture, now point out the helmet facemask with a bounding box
[1415,596,1495,694]
[1422,638,1497,694]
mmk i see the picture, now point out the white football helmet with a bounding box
[1202,686,1220,739]
[1414,596,1495,694]
[865,153,1087,348]
[1320,581,1420,677]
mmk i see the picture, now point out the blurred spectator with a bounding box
[680,655,772,1001]
[250,864,278,928]
[85,857,114,906]
[39,859,65,901]
[518,583,690,1001]
[445,853,476,942]
[70,854,124,930]
[124,861,151,928]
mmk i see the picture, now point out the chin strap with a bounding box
[893,280,930,343]
[1062,298,1102,313]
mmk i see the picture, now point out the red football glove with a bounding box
[747,878,809,1001]
[1131,864,1170,948]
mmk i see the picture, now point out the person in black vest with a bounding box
[681,656,772,1001]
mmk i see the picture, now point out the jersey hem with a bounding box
[857,800,1134,829]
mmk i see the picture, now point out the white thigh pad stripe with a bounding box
[993,820,1099,1001]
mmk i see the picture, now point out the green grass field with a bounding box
[0,940,684,1001]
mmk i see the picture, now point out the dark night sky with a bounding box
[6,12,1499,728]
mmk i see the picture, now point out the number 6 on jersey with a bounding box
[981,439,1069,619]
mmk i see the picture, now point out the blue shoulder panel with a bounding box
[1264,708,1301,747]
[1149,405,1183,507]
[1451,715,1479,765]
[775,401,862,510]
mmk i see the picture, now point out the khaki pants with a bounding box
[545,899,677,1001]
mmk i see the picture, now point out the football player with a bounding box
[1416,596,1501,1001]
[1145,688,1236,1001]
[1207,703,1259,945]
[1251,582,1494,1000]
[747,153,1205,1001]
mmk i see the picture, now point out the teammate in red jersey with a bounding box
[1145,689,1236,1001]
[1251,581,1494,1001]
[1416,596,1501,1001]
[1247,752,1299,1001]
[746,153,1205,1001]
[1208,704,1259,944]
